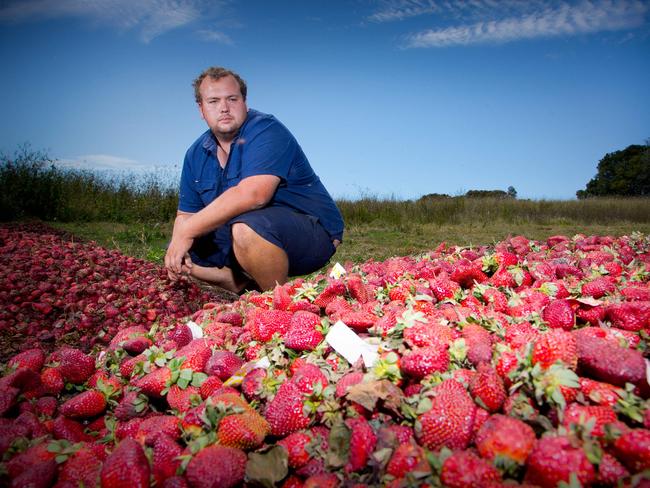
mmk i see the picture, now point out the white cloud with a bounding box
[196,28,233,44]
[403,0,649,47]
[57,154,154,171]
[0,0,228,43]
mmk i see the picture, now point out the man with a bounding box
[164,67,344,293]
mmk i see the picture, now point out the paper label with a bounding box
[224,356,271,387]
[186,320,204,339]
[325,320,379,367]
[329,262,346,279]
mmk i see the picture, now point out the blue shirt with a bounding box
[178,109,344,241]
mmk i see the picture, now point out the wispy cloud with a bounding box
[196,29,233,44]
[0,0,229,43]
[369,1,650,48]
[57,154,155,171]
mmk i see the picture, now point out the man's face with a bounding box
[197,75,248,141]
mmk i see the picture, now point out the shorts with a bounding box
[188,206,337,277]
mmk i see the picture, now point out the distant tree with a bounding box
[577,143,650,199]
[507,186,517,199]
[465,190,509,199]
[417,193,451,202]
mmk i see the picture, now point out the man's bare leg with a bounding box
[231,222,289,291]
[189,263,250,293]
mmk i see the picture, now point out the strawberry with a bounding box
[303,472,340,488]
[185,445,247,488]
[168,323,193,347]
[9,459,57,488]
[416,379,477,451]
[115,390,149,420]
[214,310,244,326]
[0,386,19,416]
[345,416,377,473]
[562,403,617,437]
[199,375,224,399]
[176,339,212,372]
[489,265,518,288]
[123,336,153,355]
[596,452,630,486]
[404,320,457,348]
[429,275,461,300]
[277,430,322,469]
[6,442,56,478]
[35,396,58,417]
[133,367,172,398]
[475,414,536,465]
[612,428,650,472]
[400,344,450,380]
[204,350,244,380]
[287,299,321,314]
[265,382,311,437]
[572,329,646,388]
[347,274,369,303]
[541,299,575,330]
[531,329,578,370]
[100,438,150,488]
[291,363,328,395]
[340,310,377,330]
[451,260,488,288]
[8,348,45,372]
[440,450,502,488]
[621,285,650,301]
[273,283,293,310]
[217,410,270,450]
[313,279,346,308]
[166,384,200,412]
[250,309,293,342]
[152,434,183,486]
[55,347,95,384]
[579,377,621,406]
[385,442,429,478]
[52,415,92,442]
[469,363,506,413]
[524,435,595,487]
[461,323,493,366]
[40,366,64,395]
[335,371,364,398]
[605,301,650,331]
[285,311,324,351]
[60,389,107,419]
[119,353,146,379]
[56,443,103,488]
[581,276,616,298]
[136,415,181,445]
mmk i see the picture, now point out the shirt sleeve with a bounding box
[239,118,295,181]
[178,152,203,213]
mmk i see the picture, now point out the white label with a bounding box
[186,320,204,339]
[329,262,346,279]
[325,320,378,368]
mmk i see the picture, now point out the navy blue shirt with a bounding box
[178,109,344,242]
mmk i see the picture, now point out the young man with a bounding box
[164,67,344,292]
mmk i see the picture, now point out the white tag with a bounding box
[325,320,379,367]
[223,356,272,387]
[329,262,346,279]
[186,320,204,339]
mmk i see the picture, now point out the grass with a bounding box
[4,147,650,267]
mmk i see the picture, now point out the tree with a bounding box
[507,186,517,199]
[577,143,650,198]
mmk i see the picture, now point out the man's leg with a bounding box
[231,222,289,291]
[188,263,250,293]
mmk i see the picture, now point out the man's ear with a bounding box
[197,103,205,121]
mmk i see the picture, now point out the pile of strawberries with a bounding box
[1,229,650,487]
[0,223,219,357]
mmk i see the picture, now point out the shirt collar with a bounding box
[200,109,252,156]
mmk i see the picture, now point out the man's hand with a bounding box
[165,215,195,279]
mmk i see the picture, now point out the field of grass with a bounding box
[4,148,650,267]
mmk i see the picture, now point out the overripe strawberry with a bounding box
[135,415,181,445]
[185,445,247,488]
[56,443,103,488]
[52,415,92,442]
[542,299,575,330]
[114,390,149,420]
[429,275,461,300]
[451,260,488,288]
[100,438,150,488]
[461,323,493,366]
[345,416,377,473]
[524,435,596,487]
[475,414,536,465]
[291,363,328,395]
[385,442,429,478]
[265,382,311,437]
[285,311,324,351]
[273,283,293,310]
[168,323,193,347]
[335,371,365,398]
[9,459,57,488]
[605,301,650,331]
[440,450,502,488]
[313,280,346,308]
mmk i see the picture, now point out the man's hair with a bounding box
[193,67,247,103]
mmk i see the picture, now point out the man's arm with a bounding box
[164,174,280,275]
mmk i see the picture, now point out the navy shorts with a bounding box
[189,206,337,277]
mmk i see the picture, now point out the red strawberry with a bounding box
[250,309,293,342]
[524,435,595,487]
[612,428,650,472]
[40,367,65,395]
[133,367,171,398]
[542,299,575,330]
[204,350,244,380]
[429,275,461,300]
[217,410,270,450]
[314,279,346,308]
[285,311,324,351]
[340,310,377,330]
[115,390,149,420]
[168,323,193,347]
[579,377,621,406]
[100,438,150,488]
[6,442,56,478]
[303,472,340,488]
[214,310,243,326]
[123,336,153,355]
[581,276,616,298]
[462,323,493,366]
[152,434,183,486]
[185,445,247,488]
[451,260,488,288]
[335,371,364,398]
[291,363,328,395]
[9,459,57,488]
[60,389,107,419]
[52,415,92,442]
[136,415,181,446]
[199,375,224,399]
[265,382,311,437]
[278,431,313,468]
[386,442,429,478]
[416,379,477,451]
[176,339,212,372]
[400,344,450,380]
[621,285,650,301]
[605,301,650,331]
[531,329,578,370]
[119,353,146,379]
[166,384,200,412]
[347,274,369,303]
[562,403,617,437]
[475,414,536,465]
[345,416,377,473]
[287,299,321,314]
[596,452,630,486]
[56,443,103,488]
[8,348,45,372]
[469,363,506,413]
[440,450,501,488]
[0,386,19,416]
[56,347,95,384]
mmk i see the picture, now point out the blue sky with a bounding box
[1,0,649,200]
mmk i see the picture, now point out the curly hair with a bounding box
[193,67,248,103]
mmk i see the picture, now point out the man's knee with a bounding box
[231,222,258,251]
